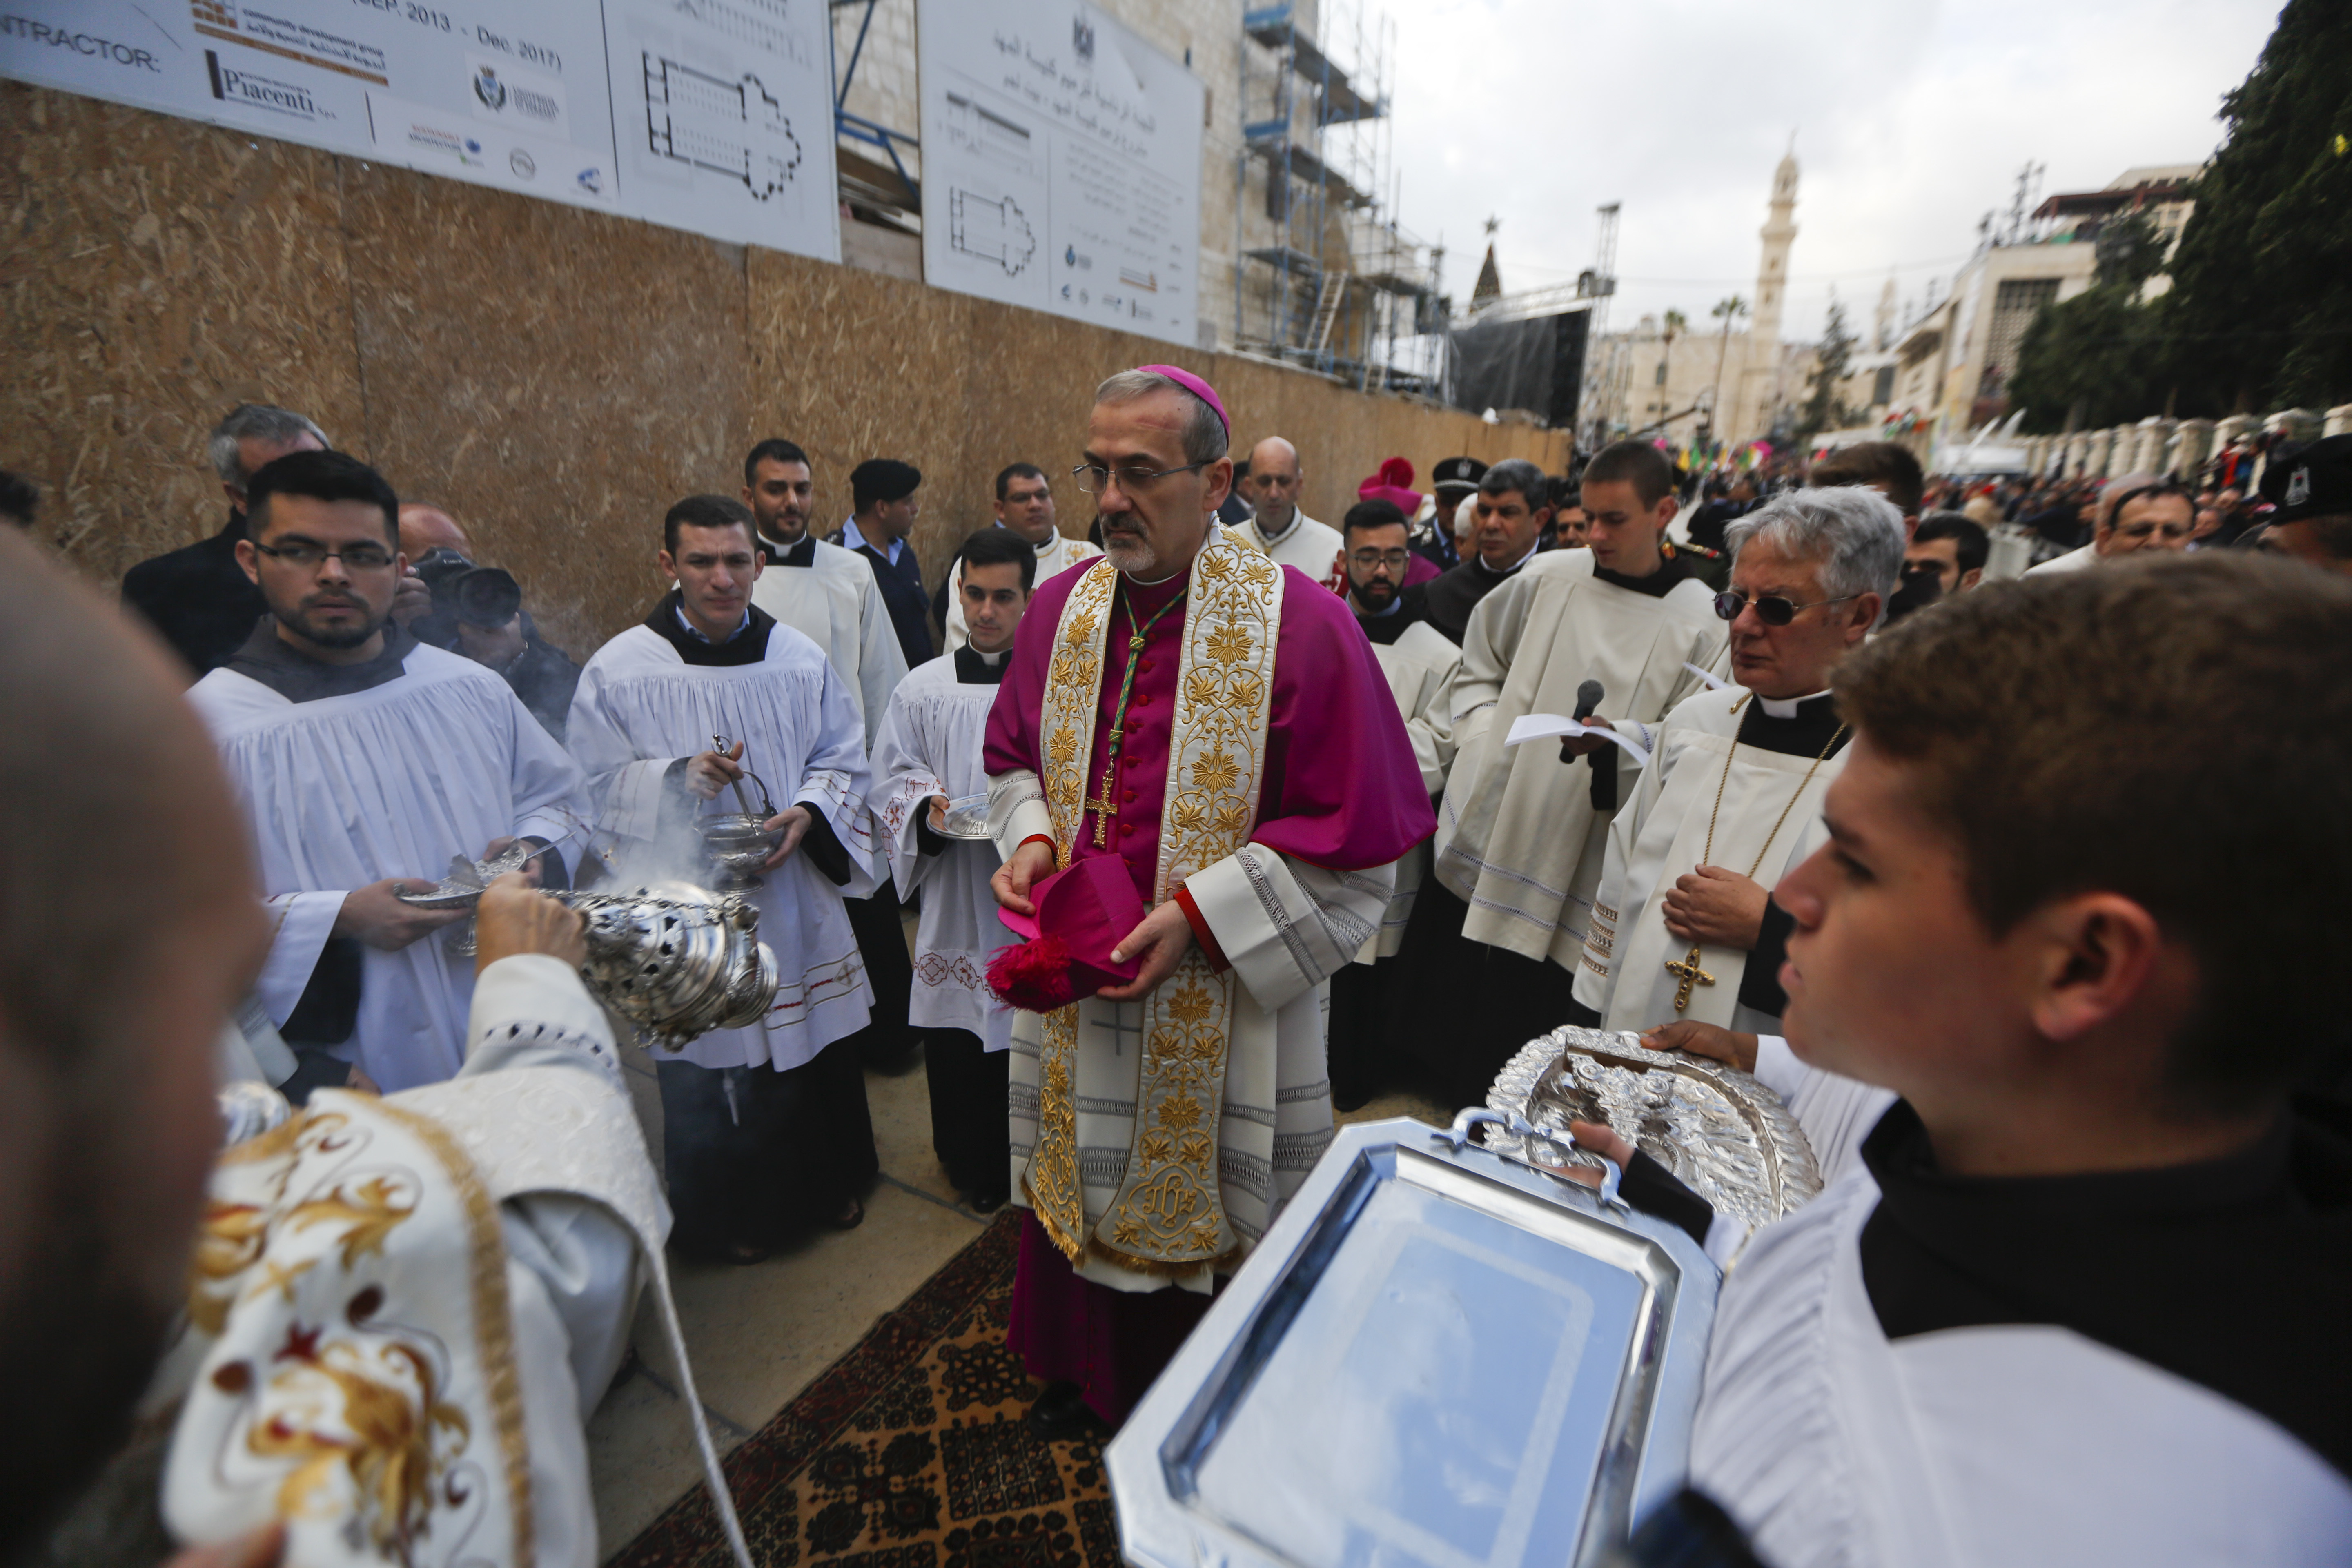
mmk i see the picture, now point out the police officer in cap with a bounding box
[2256,434,2352,577]
[1421,455,1486,571]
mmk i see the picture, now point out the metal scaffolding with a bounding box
[1233,0,1439,390]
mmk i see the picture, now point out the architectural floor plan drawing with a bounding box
[950,189,1037,276]
[643,54,803,199]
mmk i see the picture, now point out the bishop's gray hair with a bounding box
[207,403,329,488]
[1093,370,1229,466]
[1727,485,1907,621]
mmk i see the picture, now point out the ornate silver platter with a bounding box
[1486,1026,1821,1235]
[1107,1114,1718,1568]
[930,791,993,841]
[394,841,544,909]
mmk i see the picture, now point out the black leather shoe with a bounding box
[1027,1380,1108,1441]
[969,1191,1008,1215]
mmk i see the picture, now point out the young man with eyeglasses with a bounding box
[1327,499,1461,1108]
[1573,487,1901,1046]
[983,367,1433,1436]
[2027,475,2195,574]
[188,450,592,1094]
[935,462,1100,653]
[1391,439,1726,1110]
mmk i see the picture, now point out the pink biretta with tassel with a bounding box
[985,855,1151,1013]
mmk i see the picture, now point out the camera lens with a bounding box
[452,567,522,628]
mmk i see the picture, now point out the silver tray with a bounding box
[1107,1115,1719,1568]
[1487,1027,1821,1236]
[930,791,993,841]
[394,842,541,909]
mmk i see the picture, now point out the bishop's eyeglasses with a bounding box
[1073,461,1209,494]
[1713,588,1861,626]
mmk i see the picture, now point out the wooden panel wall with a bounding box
[2,83,1569,658]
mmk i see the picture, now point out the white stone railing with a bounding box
[2013,405,2352,486]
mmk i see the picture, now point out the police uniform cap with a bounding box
[1432,456,1488,495]
[2260,435,2352,523]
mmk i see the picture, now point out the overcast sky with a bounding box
[1363,0,2281,344]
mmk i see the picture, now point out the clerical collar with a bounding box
[759,531,816,568]
[1757,690,1829,719]
[953,645,1009,684]
[1472,539,1541,579]
[1735,689,1847,759]
[1857,1100,2352,1480]
[1593,550,1693,599]
[643,590,775,667]
[1254,510,1300,547]
[226,616,416,703]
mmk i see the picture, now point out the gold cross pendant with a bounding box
[1664,946,1716,1013]
[1084,764,1119,848]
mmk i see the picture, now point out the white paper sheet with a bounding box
[1503,714,1653,766]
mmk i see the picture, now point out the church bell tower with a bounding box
[1738,148,1800,441]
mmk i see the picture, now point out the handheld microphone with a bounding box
[1562,679,1606,765]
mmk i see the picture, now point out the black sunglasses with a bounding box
[1714,588,1861,626]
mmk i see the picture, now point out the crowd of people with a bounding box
[2,372,2349,1568]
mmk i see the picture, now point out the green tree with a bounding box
[1797,299,1855,439]
[2008,212,2170,432]
[2164,0,2352,412]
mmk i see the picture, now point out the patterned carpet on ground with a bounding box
[611,1211,1119,1568]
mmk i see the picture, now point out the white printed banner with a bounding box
[915,0,1203,350]
[0,0,840,261]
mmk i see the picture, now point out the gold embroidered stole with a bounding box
[1027,536,1284,1273]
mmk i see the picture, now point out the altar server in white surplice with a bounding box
[1390,440,1727,1109]
[566,495,879,1260]
[162,880,756,1568]
[186,452,592,1096]
[1325,498,1459,1110]
[873,528,1038,1212]
[1559,557,2352,1567]
[1576,487,1902,1038]
[741,438,918,1071]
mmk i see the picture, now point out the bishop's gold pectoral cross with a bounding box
[1665,946,1716,1013]
[1084,750,1123,849]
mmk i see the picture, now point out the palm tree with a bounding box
[1710,294,1749,440]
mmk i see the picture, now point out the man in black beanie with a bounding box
[843,458,932,669]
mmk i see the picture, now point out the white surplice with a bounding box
[941,531,1100,651]
[749,536,909,748]
[1229,509,1344,580]
[1436,550,1729,963]
[871,651,1013,1048]
[161,953,753,1568]
[1691,1150,2352,1568]
[565,618,878,1071]
[188,643,593,1092]
[1574,686,1845,1033]
[1358,615,1459,961]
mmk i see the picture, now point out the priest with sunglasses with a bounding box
[1574,487,1903,1050]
